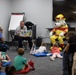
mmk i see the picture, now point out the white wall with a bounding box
[12,0,52,43]
[0,0,11,40]
[0,0,76,43]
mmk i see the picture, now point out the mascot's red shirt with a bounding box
[52,24,68,36]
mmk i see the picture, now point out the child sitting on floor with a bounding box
[0,50,11,69]
[50,42,63,61]
[5,66,16,75]
[30,42,47,54]
[14,48,35,73]
[0,27,9,68]
[0,51,10,62]
[0,48,11,67]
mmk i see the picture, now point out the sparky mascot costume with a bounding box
[50,14,68,48]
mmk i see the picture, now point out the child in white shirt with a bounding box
[30,42,47,54]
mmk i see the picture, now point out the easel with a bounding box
[8,13,25,49]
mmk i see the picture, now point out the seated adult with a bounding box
[14,21,32,49]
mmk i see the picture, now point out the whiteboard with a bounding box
[8,13,24,31]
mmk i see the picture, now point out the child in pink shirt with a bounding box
[50,43,63,61]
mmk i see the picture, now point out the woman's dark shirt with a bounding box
[68,34,76,53]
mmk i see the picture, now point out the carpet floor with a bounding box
[1,45,63,75]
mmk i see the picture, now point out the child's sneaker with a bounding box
[30,50,33,54]
[50,57,55,61]
[30,43,36,54]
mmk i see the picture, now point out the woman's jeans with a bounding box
[63,51,73,75]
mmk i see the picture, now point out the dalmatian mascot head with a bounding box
[50,14,67,37]
[54,14,66,28]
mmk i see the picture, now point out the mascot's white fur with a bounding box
[50,14,68,48]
